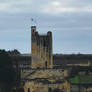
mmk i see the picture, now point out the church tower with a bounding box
[31,26,53,69]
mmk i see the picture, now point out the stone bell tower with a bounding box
[31,26,53,69]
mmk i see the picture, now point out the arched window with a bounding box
[28,88,30,92]
[45,61,47,68]
[48,88,52,92]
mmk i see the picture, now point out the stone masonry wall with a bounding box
[31,26,53,68]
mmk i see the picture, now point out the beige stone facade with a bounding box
[31,26,53,68]
[24,81,64,92]
[23,69,70,92]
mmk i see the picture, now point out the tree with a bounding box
[0,49,16,84]
[8,49,20,55]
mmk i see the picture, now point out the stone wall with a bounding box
[31,26,53,68]
[23,69,70,92]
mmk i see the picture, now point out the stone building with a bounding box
[31,26,53,68]
[23,69,70,92]
[11,26,92,92]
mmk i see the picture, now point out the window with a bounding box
[28,88,30,92]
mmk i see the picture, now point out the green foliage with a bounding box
[70,76,80,84]
[69,75,92,84]
[0,49,16,84]
[8,49,20,55]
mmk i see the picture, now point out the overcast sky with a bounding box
[0,0,92,54]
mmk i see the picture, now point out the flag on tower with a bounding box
[31,18,34,22]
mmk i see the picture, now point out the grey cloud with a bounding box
[0,0,92,53]
[1,0,92,13]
